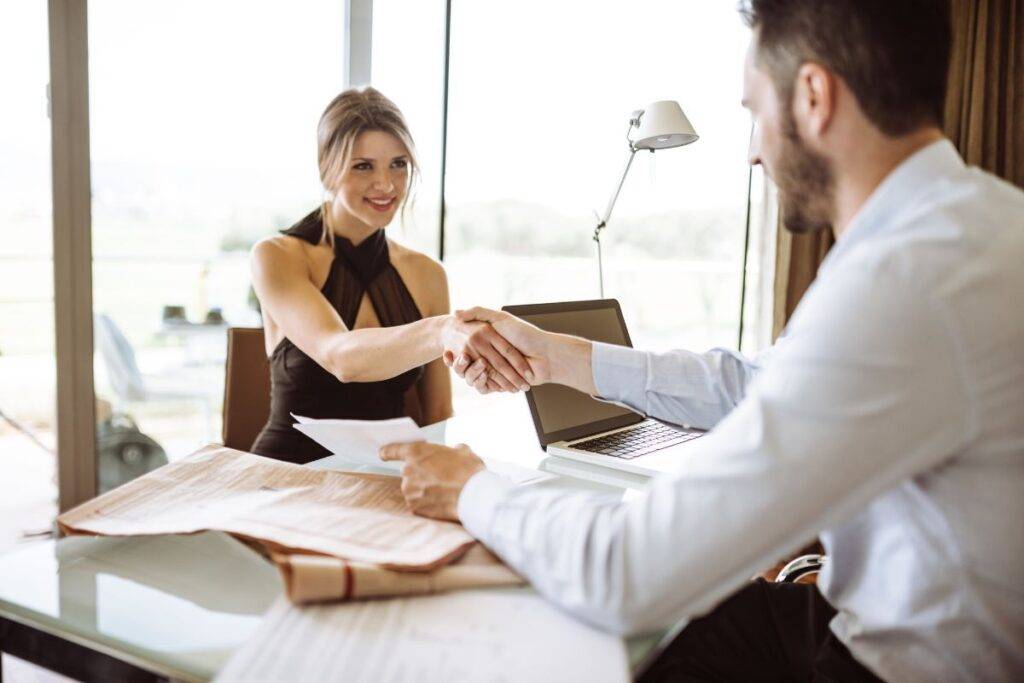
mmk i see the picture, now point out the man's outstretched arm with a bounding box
[383,269,970,635]
[449,307,767,429]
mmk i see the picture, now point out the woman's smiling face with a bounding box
[331,129,411,232]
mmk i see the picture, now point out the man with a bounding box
[381,1,1024,679]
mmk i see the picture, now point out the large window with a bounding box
[6,2,776,513]
[0,3,56,553]
[443,1,770,358]
[371,0,446,257]
[87,1,346,490]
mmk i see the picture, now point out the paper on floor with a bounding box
[215,589,629,683]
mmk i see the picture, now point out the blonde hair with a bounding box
[317,87,419,245]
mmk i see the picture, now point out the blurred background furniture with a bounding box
[94,313,215,437]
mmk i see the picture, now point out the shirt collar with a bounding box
[821,138,964,269]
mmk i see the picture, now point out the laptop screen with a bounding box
[502,300,644,446]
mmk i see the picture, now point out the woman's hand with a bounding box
[440,314,533,392]
[444,308,552,394]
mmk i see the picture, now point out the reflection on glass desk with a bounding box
[0,532,279,682]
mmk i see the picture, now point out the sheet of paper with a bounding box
[57,446,475,570]
[297,415,552,485]
[215,589,629,683]
[292,415,423,471]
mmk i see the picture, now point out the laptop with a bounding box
[502,299,704,477]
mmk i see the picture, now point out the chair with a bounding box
[93,313,214,439]
[222,327,272,451]
[776,554,826,583]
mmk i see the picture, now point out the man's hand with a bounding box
[379,442,485,521]
[440,314,532,393]
[444,308,552,394]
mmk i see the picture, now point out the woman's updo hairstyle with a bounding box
[317,87,419,244]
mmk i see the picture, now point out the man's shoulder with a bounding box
[846,168,1024,289]
[803,169,1024,366]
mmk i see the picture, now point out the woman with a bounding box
[250,87,529,464]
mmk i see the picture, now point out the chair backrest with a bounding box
[94,313,147,402]
[222,327,271,451]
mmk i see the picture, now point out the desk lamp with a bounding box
[592,100,698,296]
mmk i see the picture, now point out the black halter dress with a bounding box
[251,210,425,464]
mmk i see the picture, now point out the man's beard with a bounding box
[774,113,835,234]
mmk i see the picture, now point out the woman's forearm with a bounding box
[322,315,448,383]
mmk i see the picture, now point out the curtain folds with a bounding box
[944,0,1023,188]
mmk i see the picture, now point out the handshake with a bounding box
[439,307,552,394]
[386,308,595,520]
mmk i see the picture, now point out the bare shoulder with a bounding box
[388,238,449,314]
[250,234,313,277]
[388,239,446,282]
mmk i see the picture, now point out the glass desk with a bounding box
[0,396,668,681]
[0,532,280,682]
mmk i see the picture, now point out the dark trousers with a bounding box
[638,579,884,682]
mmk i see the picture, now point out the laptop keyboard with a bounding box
[570,420,702,460]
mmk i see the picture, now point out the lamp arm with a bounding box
[593,145,639,297]
[595,146,639,234]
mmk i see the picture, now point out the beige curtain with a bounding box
[772,0,1022,337]
[771,228,834,339]
[945,0,1024,188]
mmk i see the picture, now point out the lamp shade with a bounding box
[630,100,698,150]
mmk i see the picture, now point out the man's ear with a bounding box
[791,62,836,139]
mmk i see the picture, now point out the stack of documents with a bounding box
[57,446,523,603]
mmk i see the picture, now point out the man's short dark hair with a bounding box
[740,0,951,136]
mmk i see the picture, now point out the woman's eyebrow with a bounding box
[351,157,376,163]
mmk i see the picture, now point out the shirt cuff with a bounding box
[457,469,515,541]
[591,341,648,408]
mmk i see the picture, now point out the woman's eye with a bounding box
[391,159,408,169]
[353,162,372,171]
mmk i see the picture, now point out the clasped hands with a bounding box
[384,308,550,521]
[440,307,551,394]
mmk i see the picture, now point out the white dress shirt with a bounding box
[458,140,1024,681]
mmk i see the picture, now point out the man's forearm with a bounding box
[543,332,596,395]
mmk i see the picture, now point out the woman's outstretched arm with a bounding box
[414,262,454,425]
[250,237,531,389]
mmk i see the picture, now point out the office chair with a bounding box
[776,554,827,583]
[93,312,214,438]
[222,327,272,451]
